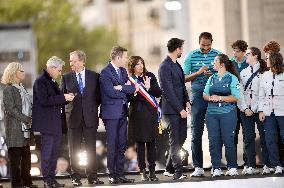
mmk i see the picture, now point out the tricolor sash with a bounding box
[129,76,163,134]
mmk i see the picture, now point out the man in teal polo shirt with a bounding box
[183,32,221,177]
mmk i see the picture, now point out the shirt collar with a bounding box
[232,57,246,64]
[75,67,85,76]
[110,61,120,71]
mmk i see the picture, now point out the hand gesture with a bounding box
[244,108,254,116]
[198,65,209,75]
[259,112,265,122]
[143,76,151,90]
[180,109,187,119]
[114,85,122,91]
[64,93,75,102]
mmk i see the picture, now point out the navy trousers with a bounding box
[240,112,270,167]
[264,115,284,167]
[104,114,127,178]
[41,133,62,183]
[163,114,187,173]
[191,90,208,168]
[206,109,238,169]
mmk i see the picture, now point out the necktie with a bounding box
[78,73,84,94]
[117,68,121,80]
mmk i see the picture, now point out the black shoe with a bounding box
[173,172,187,180]
[52,180,65,187]
[140,169,149,181]
[88,177,104,184]
[118,176,135,183]
[108,177,119,184]
[149,170,159,181]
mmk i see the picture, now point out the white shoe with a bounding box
[212,168,224,177]
[163,171,174,177]
[242,167,260,175]
[190,167,204,177]
[274,166,283,174]
[262,165,270,175]
[225,168,239,176]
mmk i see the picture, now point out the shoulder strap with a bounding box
[244,69,260,91]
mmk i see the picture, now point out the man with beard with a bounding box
[183,32,221,177]
[158,38,189,180]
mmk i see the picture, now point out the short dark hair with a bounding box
[110,46,127,60]
[231,40,248,52]
[167,38,184,53]
[263,41,281,53]
[199,32,213,43]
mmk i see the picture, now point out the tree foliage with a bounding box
[0,0,118,72]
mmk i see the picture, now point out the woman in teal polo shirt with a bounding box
[203,54,240,177]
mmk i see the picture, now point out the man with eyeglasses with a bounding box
[32,56,75,188]
[183,32,221,177]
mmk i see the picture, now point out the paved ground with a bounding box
[1,168,284,188]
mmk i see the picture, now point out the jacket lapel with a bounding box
[167,57,183,82]
[109,63,123,84]
[71,72,80,94]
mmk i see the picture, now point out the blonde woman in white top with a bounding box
[259,52,284,174]
[239,47,270,175]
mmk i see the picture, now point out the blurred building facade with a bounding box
[79,0,284,72]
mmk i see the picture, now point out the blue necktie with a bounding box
[117,68,121,80]
[78,73,84,94]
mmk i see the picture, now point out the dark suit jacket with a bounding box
[61,69,100,129]
[158,56,189,115]
[128,72,162,144]
[3,85,30,148]
[99,62,135,120]
[32,69,67,135]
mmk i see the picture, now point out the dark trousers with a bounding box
[68,120,97,180]
[104,115,127,178]
[136,141,156,172]
[41,133,61,183]
[240,112,270,167]
[191,92,207,168]
[8,145,32,188]
[234,108,247,165]
[163,114,187,173]
[206,109,238,169]
[264,116,284,167]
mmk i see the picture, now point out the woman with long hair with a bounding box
[1,62,37,188]
[259,52,284,174]
[239,47,270,175]
[203,54,240,177]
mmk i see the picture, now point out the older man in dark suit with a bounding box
[61,50,103,186]
[158,38,190,180]
[32,56,74,188]
[100,46,136,184]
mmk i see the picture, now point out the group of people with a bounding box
[1,32,284,188]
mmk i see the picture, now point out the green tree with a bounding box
[0,0,118,73]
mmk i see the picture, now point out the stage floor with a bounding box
[1,169,284,188]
